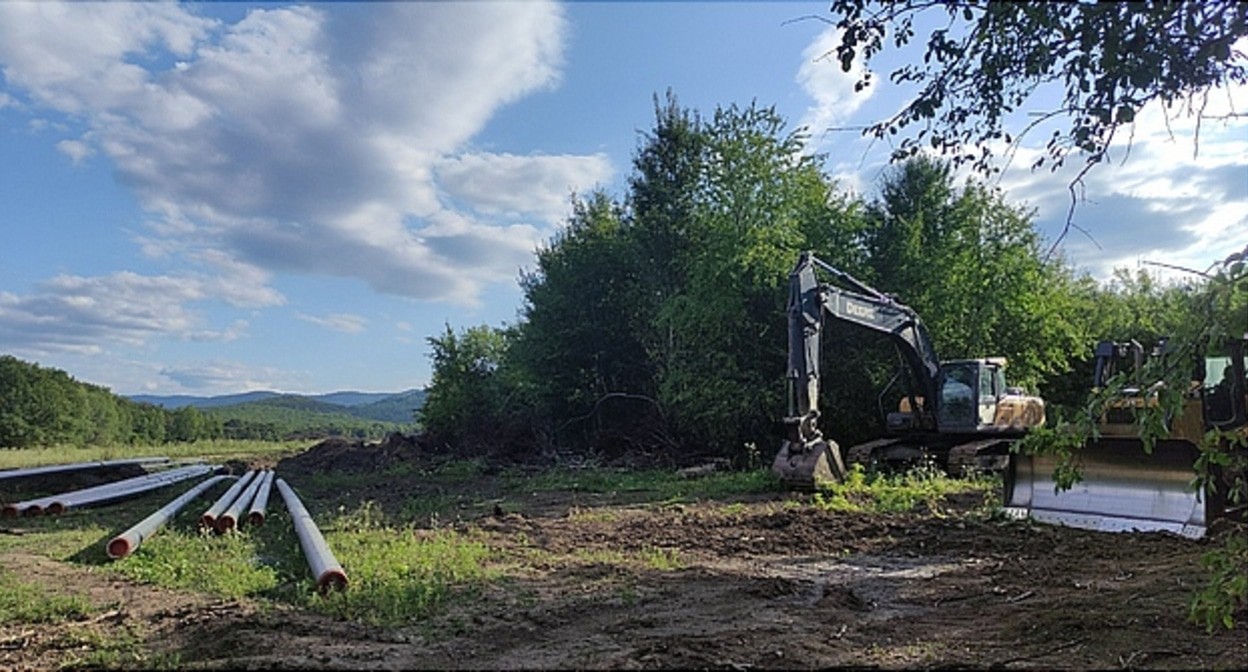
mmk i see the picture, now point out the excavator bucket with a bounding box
[773,438,846,490]
[1003,438,1210,539]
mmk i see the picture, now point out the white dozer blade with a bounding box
[1004,439,1211,539]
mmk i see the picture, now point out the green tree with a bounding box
[419,324,514,439]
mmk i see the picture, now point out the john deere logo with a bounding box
[846,301,875,320]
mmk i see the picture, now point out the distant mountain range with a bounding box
[127,389,427,425]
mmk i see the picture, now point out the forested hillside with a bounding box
[0,355,218,448]
[0,356,420,448]
[419,94,1245,465]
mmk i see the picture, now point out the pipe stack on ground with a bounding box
[2,464,219,518]
[106,475,234,559]
[199,470,258,531]
[217,469,268,533]
[0,457,171,483]
[275,477,348,593]
[246,470,276,527]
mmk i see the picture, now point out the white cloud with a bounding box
[297,312,368,334]
[158,360,295,392]
[0,271,262,356]
[55,138,93,164]
[436,152,613,223]
[994,85,1248,280]
[0,1,588,306]
[796,26,873,151]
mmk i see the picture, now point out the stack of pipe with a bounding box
[276,477,348,593]
[0,457,171,483]
[106,474,234,559]
[246,470,276,527]
[1,464,219,518]
[217,469,272,533]
[200,470,259,531]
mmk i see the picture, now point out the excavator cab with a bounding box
[1005,336,1248,538]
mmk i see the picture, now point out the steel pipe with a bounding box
[46,465,217,514]
[2,464,217,517]
[0,457,171,482]
[107,475,234,559]
[217,469,266,533]
[275,477,348,593]
[199,470,258,530]
[246,470,275,527]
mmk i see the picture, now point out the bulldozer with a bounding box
[772,252,1046,489]
[1004,335,1248,538]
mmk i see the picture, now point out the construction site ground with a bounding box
[2,437,1246,670]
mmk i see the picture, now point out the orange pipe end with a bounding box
[46,502,65,515]
[22,505,44,517]
[246,512,265,527]
[200,514,216,529]
[216,516,236,534]
[106,536,134,559]
[316,569,349,594]
[1,505,18,518]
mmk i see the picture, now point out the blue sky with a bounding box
[1,1,1244,396]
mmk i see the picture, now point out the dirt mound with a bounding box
[276,432,432,476]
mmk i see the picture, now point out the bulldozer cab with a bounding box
[1200,340,1248,431]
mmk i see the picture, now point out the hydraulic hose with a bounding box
[275,477,348,593]
[107,475,234,559]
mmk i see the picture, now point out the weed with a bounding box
[113,529,280,599]
[0,568,96,623]
[641,546,685,571]
[315,526,494,627]
[812,464,996,515]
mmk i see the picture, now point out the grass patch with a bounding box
[813,464,997,514]
[0,567,96,623]
[0,439,307,471]
[315,524,495,626]
[112,529,281,599]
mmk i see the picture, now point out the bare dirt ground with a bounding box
[3,438,1246,670]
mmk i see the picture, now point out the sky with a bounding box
[1,1,1245,397]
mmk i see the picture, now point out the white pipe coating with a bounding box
[0,457,171,482]
[199,470,258,530]
[246,470,276,526]
[107,475,234,559]
[218,469,266,532]
[275,477,348,593]
[3,464,216,517]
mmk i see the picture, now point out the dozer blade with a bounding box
[1003,439,1209,539]
[773,439,846,490]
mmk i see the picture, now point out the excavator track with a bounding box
[946,439,1013,478]
[845,438,900,472]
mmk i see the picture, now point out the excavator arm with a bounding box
[775,251,944,487]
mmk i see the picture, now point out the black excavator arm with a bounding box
[775,251,944,486]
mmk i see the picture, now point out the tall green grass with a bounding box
[813,464,998,513]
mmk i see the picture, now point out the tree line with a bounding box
[0,356,409,448]
[0,355,220,447]
[419,93,1239,466]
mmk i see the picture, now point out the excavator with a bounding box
[1004,335,1248,538]
[772,251,1046,489]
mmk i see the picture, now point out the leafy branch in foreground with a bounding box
[818,1,1248,246]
